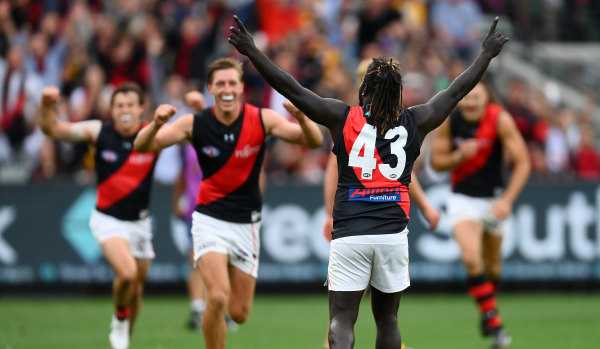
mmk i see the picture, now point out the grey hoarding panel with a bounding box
[1,182,599,287]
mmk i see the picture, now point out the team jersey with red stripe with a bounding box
[192,104,266,223]
[450,103,504,197]
[95,123,158,220]
[331,105,420,240]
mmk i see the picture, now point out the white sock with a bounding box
[191,299,206,313]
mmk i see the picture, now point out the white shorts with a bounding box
[447,193,506,236]
[191,211,260,278]
[89,209,155,259]
[327,230,410,293]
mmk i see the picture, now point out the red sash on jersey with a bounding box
[343,106,410,216]
[97,150,157,210]
[97,123,157,210]
[197,104,264,205]
[451,104,502,186]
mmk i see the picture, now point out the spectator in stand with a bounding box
[573,126,600,180]
[430,0,483,60]
[0,44,43,173]
[357,0,405,54]
[545,108,572,175]
[504,77,536,142]
[256,0,302,46]
[24,19,67,88]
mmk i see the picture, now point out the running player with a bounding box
[39,83,158,349]
[133,57,323,349]
[229,15,508,349]
[430,81,530,348]
[175,90,240,332]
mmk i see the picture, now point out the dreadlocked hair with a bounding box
[365,57,403,134]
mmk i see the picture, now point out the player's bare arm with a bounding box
[492,111,531,220]
[262,101,323,148]
[408,174,440,230]
[228,15,347,135]
[133,104,180,153]
[430,119,463,171]
[411,17,509,143]
[39,86,101,143]
[322,153,337,242]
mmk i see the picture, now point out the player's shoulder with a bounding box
[496,108,519,136]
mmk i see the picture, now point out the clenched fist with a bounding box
[41,86,60,107]
[184,91,205,111]
[153,104,177,127]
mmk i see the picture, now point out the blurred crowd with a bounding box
[0,0,598,186]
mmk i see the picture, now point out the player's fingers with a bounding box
[502,37,510,45]
[233,15,248,33]
[487,16,499,36]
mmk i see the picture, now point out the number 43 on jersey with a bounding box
[348,124,408,180]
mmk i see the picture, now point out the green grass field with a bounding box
[1,293,598,348]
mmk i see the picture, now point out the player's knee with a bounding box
[207,291,228,311]
[229,306,249,324]
[116,266,137,284]
[328,318,353,347]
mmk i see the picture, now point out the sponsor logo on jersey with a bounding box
[235,144,261,159]
[101,150,118,163]
[202,146,220,158]
[129,153,155,165]
[349,187,402,202]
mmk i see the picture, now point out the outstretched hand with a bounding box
[228,15,255,56]
[482,17,509,58]
[283,101,306,122]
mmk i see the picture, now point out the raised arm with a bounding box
[262,101,324,148]
[38,86,101,143]
[133,104,184,153]
[228,15,347,134]
[411,17,509,142]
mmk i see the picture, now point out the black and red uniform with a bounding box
[191,104,266,223]
[331,105,420,240]
[95,123,158,221]
[450,103,504,197]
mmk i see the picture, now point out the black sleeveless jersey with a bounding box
[331,105,420,240]
[450,103,504,197]
[192,104,266,223]
[95,123,158,220]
